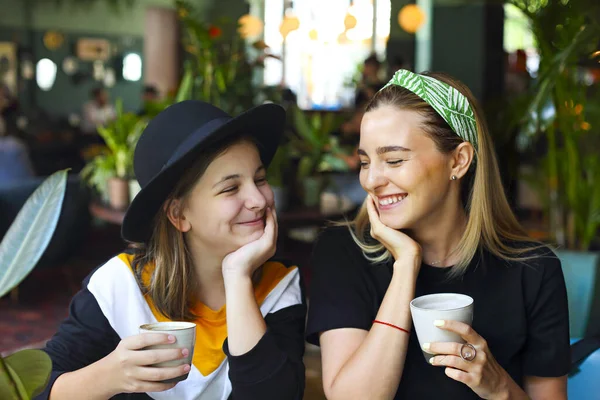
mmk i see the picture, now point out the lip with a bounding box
[376,193,407,200]
[376,193,408,211]
[238,216,264,226]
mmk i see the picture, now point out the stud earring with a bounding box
[451,175,457,180]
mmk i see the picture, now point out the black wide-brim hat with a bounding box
[121,100,285,243]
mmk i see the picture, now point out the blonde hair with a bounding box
[347,71,540,277]
[130,135,257,320]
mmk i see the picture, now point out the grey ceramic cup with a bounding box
[139,321,196,383]
[410,293,474,362]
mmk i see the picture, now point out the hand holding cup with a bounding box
[104,322,195,396]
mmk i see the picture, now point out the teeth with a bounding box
[378,194,407,206]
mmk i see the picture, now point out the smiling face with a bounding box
[178,140,273,256]
[358,105,457,231]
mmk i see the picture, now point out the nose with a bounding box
[245,182,267,211]
[362,162,388,193]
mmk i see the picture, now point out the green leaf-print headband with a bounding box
[382,69,478,150]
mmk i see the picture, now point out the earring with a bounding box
[451,175,457,180]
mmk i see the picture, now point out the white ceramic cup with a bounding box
[139,321,197,383]
[410,293,474,362]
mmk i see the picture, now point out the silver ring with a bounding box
[460,343,477,362]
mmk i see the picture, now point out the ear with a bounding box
[165,199,191,233]
[450,142,474,179]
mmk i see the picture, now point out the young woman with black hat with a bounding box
[39,101,306,400]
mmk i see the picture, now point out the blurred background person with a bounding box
[81,87,116,136]
[137,84,160,116]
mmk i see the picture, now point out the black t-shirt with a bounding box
[306,227,570,399]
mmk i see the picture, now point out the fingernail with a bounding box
[168,335,176,342]
[181,348,189,357]
[433,320,445,327]
[422,343,430,351]
[183,364,191,372]
[429,357,435,365]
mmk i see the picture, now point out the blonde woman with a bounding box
[39,101,305,399]
[306,70,569,399]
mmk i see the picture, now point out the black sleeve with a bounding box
[305,228,374,346]
[223,303,306,400]
[35,284,120,399]
[521,252,571,377]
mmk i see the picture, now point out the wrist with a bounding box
[392,256,421,275]
[222,263,253,279]
[489,391,510,400]
[488,375,513,400]
[223,273,253,289]
[489,391,508,400]
[97,353,121,398]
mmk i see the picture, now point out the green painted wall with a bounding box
[420,1,504,102]
[34,32,145,116]
[0,26,144,116]
[0,0,182,35]
[431,4,486,99]
[388,0,416,72]
[0,0,222,116]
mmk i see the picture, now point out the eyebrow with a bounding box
[212,165,265,188]
[357,146,412,156]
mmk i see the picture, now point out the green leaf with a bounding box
[320,153,351,172]
[293,108,320,150]
[0,358,19,400]
[6,364,28,399]
[176,64,194,103]
[4,350,52,399]
[215,69,227,93]
[516,23,599,131]
[0,170,68,297]
[266,146,289,187]
[311,113,322,133]
[297,156,314,181]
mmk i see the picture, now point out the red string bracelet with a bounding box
[373,320,410,334]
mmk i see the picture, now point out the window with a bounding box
[36,58,57,91]
[504,4,539,76]
[264,0,390,109]
[123,53,142,82]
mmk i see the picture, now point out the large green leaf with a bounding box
[0,170,68,297]
[176,63,194,103]
[0,359,19,400]
[3,350,52,399]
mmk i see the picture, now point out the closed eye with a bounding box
[387,160,404,165]
[221,186,238,194]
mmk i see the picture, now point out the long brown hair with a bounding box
[347,71,540,276]
[129,135,258,320]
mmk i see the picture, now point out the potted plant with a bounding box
[175,0,275,116]
[81,99,147,210]
[289,107,351,207]
[266,144,292,212]
[0,170,68,399]
[508,0,600,338]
